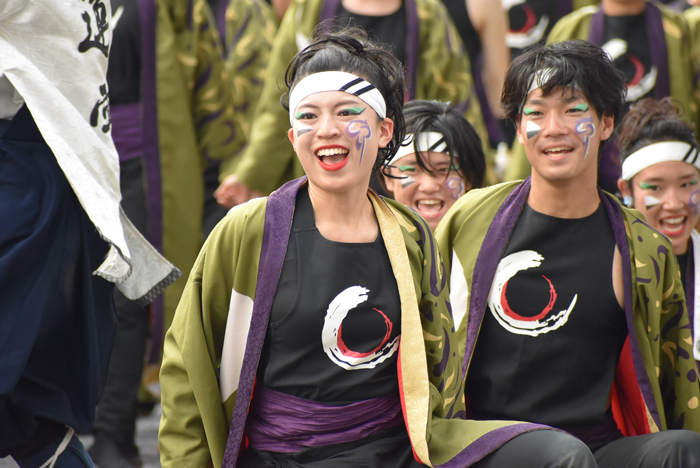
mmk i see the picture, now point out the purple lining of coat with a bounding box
[318,0,418,100]
[111,103,143,162]
[245,385,403,452]
[686,240,695,339]
[138,0,165,364]
[222,177,307,468]
[462,179,661,434]
[215,0,228,46]
[587,3,670,99]
[434,423,551,468]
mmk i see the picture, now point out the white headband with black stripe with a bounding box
[288,71,386,125]
[621,141,700,181]
[387,132,448,166]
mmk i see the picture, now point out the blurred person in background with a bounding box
[88,1,239,466]
[0,1,177,466]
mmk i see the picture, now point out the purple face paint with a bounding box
[446,177,465,200]
[345,120,372,164]
[575,116,595,159]
[690,190,700,216]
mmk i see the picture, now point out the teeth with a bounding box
[544,147,571,153]
[664,216,684,224]
[316,148,348,157]
[418,200,441,205]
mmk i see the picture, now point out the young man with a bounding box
[506,0,700,193]
[437,40,700,467]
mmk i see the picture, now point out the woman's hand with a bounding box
[214,174,264,209]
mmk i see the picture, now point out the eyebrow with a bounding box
[297,99,363,110]
[525,95,584,107]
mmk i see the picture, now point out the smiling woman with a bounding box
[616,96,700,365]
[158,27,481,468]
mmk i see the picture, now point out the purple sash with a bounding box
[110,103,143,162]
[245,385,404,453]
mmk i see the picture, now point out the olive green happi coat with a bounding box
[148,0,240,334]
[225,0,492,194]
[436,180,700,443]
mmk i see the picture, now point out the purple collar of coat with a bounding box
[222,176,308,467]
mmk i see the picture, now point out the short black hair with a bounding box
[389,100,485,189]
[283,25,406,172]
[501,40,627,123]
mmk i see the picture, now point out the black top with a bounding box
[107,0,141,105]
[507,0,562,59]
[337,4,407,65]
[441,0,481,63]
[603,12,654,106]
[465,203,627,437]
[258,187,402,404]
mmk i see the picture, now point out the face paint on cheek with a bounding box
[294,121,313,138]
[643,195,662,210]
[401,176,416,189]
[345,120,372,164]
[689,190,700,216]
[574,116,595,159]
[445,177,466,200]
[525,121,541,140]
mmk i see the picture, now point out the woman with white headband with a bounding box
[616,97,700,365]
[158,27,478,468]
[380,100,486,231]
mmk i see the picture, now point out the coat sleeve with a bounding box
[228,0,309,194]
[187,0,242,161]
[635,232,700,432]
[219,0,277,178]
[159,199,266,467]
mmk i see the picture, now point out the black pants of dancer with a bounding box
[92,157,149,449]
[471,429,700,468]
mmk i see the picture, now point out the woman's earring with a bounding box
[623,195,633,207]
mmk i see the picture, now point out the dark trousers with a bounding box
[92,158,149,449]
[471,429,700,468]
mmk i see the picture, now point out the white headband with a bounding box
[288,71,387,125]
[622,141,700,181]
[387,132,449,166]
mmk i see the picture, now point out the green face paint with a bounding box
[346,107,364,115]
[573,103,589,112]
[294,111,306,120]
[639,182,655,190]
[398,165,415,172]
[523,107,536,115]
[691,179,699,185]
[450,164,460,171]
